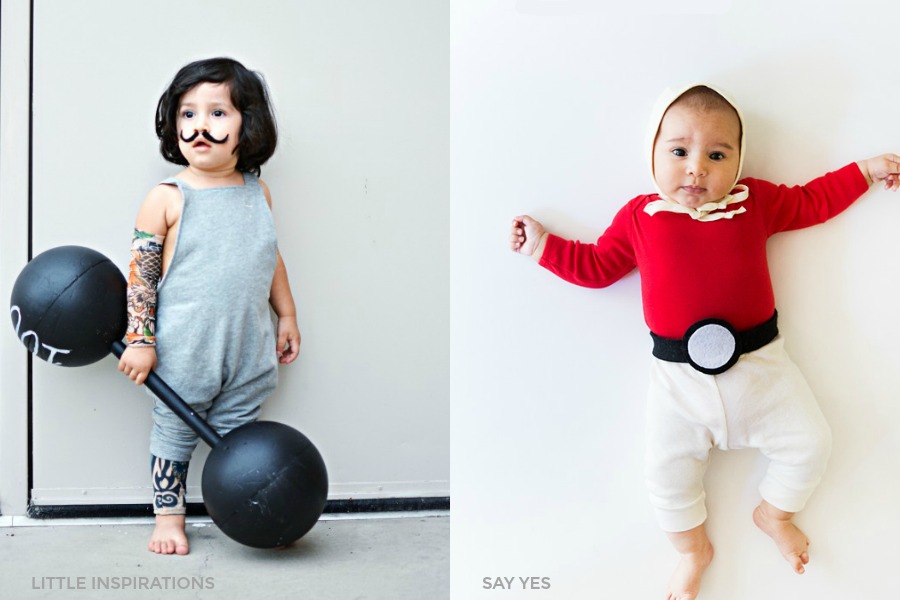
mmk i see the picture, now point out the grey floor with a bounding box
[0,512,449,599]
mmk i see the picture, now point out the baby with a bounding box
[510,83,899,599]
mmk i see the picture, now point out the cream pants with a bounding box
[645,336,832,533]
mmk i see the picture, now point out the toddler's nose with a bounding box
[194,114,210,132]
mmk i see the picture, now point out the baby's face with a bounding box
[652,103,741,208]
[176,82,242,173]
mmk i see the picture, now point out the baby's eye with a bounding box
[212,109,225,117]
[709,152,726,161]
[182,110,195,119]
[671,148,687,157]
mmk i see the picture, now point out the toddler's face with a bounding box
[652,104,741,208]
[176,82,242,173]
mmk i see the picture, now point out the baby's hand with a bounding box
[276,316,301,365]
[510,215,546,257]
[858,154,900,191]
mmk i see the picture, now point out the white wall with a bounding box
[1,0,448,512]
[451,1,900,598]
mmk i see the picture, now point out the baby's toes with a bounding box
[788,553,805,574]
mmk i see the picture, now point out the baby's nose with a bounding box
[687,159,707,176]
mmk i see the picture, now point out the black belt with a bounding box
[650,311,778,375]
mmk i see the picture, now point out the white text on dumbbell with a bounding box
[10,306,72,365]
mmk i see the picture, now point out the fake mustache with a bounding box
[179,130,230,144]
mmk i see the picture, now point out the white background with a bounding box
[1,0,448,511]
[451,1,900,598]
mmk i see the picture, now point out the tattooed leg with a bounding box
[149,455,190,554]
[126,229,164,346]
[151,455,189,515]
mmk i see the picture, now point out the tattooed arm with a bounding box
[126,229,164,345]
[118,184,180,385]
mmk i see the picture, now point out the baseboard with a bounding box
[25,496,450,519]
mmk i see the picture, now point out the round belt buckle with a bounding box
[684,319,741,375]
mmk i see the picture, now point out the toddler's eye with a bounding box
[710,152,726,161]
[182,110,195,119]
[672,148,687,157]
[212,110,225,117]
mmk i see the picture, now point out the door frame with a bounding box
[0,0,34,518]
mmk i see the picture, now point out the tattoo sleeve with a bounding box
[151,455,189,515]
[126,229,165,346]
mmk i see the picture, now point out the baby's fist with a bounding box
[859,154,900,191]
[510,215,546,257]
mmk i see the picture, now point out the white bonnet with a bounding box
[646,83,746,200]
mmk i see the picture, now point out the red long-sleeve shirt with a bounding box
[539,163,869,338]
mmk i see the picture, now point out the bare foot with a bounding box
[666,525,714,600]
[149,514,189,555]
[753,501,809,574]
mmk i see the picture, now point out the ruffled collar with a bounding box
[644,184,749,222]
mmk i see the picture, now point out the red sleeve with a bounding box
[745,163,869,235]
[537,201,637,288]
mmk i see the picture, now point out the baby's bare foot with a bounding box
[667,542,713,600]
[753,501,809,574]
[149,514,189,555]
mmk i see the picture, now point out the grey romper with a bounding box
[150,172,279,462]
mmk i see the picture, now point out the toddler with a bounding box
[510,83,899,599]
[118,57,301,555]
